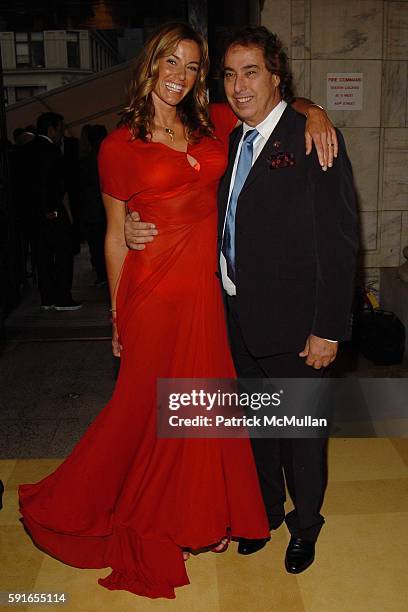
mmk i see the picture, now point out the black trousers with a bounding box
[226,295,327,542]
[36,218,74,306]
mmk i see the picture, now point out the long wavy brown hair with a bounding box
[121,23,213,142]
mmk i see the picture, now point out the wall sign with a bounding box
[326,73,363,110]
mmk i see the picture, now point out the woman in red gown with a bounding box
[19,23,336,599]
[19,23,270,599]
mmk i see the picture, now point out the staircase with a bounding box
[6,59,135,137]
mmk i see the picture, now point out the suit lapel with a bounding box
[241,105,297,194]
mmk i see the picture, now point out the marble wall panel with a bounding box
[385,1,408,60]
[291,60,305,96]
[311,60,382,127]
[383,128,408,210]
[380,210,403,250]
[360,211,378,250]
[378,210,403,266]
[310,0,383,59]
[381,61,408,127]
[363,211,402,266]
[262,0,311,59]
[261,0,292,49]
[384,127,408,149]
[291,59,312,97]
[342,128,380,211]
[400,211,408,264]
[406,77,408,127]
[363,251,399,267]
[383,150,408,210]
[292,0,311,60]
[264,0,408,278]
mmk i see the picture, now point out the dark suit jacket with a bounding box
[217,104,359,358]
[10,140,37,222]
[30,136,65,220]
[62,136,80,204]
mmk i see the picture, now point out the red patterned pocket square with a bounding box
[268,152,295,169]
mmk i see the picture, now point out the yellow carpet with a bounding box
[0,438,407,611]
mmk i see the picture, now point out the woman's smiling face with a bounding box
[152,39,201,108]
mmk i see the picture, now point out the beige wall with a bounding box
[262,0,408,291]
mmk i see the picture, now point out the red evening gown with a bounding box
[19,104,269,599]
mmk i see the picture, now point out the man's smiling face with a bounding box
[223,44,281,127]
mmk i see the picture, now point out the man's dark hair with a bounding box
[36,112,64,136]
[222,26,294,101]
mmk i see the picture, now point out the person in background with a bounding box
[12,125,36,148]
[10,126,38,279]
[12,128,25,147]
[32,112,81,311]
[79,124,108,285]
[60,120,81,255]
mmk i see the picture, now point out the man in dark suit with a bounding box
[9,127,38,279]
[123,26,358,574]
[216,27,358,572]
[60,129,81,255]
[31,112,81,310]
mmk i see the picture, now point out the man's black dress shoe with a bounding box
[238,537,270,555]
[285,537,315,573]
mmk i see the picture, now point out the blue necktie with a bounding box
[222,129,259,283]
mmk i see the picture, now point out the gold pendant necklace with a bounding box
[164,127,175,141]
[155,122,176,142]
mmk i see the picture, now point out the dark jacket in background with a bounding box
[31,136,74,305]
[62,136,81,252]
[31,136,65,219]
